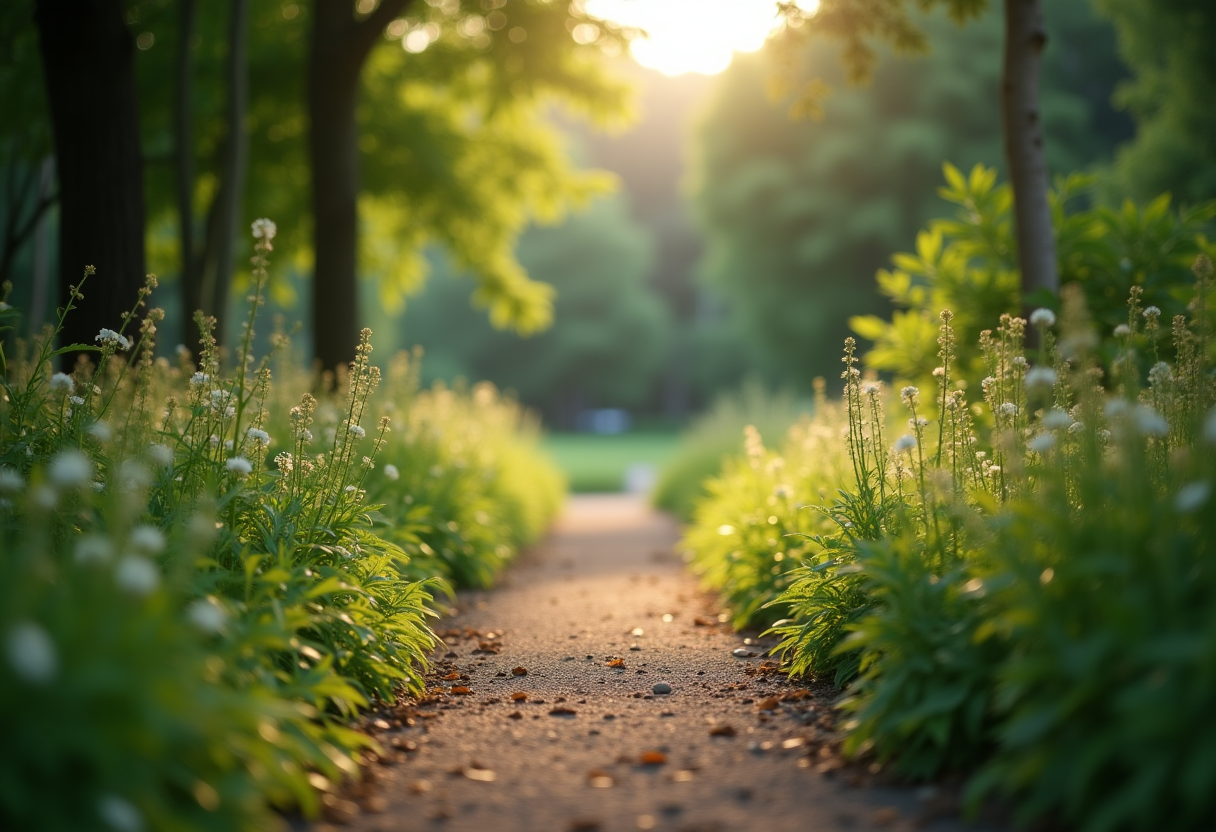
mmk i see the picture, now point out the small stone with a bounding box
[732,648,756,658]
[652,682,672,695]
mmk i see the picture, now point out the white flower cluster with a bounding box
[50,372,74,393]
[6,621,58,684]
[189,371,210,386]
[900,386,919,405]
[383,463,400,481]
[251,218,277,241]
[1024,366,1056,391]
[246,427,271,445]
[226,456,253,476]
[1029,308,1056,328]
[348,424,366,440]
[893,434,917,453]
[95,329,131,350]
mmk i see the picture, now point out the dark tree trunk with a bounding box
[175,0,201,349]
[34,0,146,351]
[1001,0,1058,305]
[308,0,410,371]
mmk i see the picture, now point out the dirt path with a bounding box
[320,495,986,832]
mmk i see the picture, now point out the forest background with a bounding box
[2,0,1214,429]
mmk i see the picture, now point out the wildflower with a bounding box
[345,485,358,493]
[69,395,84,406]
[189,372,210,386]
[1104,399,1130,419]
[1042,409,1071,430]
[148,443,174,466]
[224,406,235,419]
[75,535,115,565]
[900,386,919,405]
[1029,308,1056,327]
[893,434,916,453]
[50,372,74,393]
[48,449,93,489]
[1024,367,1056,391]
[274,452,294,473]
[348,424,367,439]
[98,794,144,832]
[95,328,131,350]
[129,525,166,555]
[92,480,105,492]
[88,421,113,443]
[1135,405,1168,437]
[298,429,314,443]
[384,463,400,481]
[6,622,57,684]
[1114,324,1131,337]
[209,434,221,447]
[998,402,1017,417]
[1012,356,1028,368]
[909,417,929,428]
[246,427,271,444]
[224,439,234,451]
[251,217,277,241]
[1148,362,1173,387]
[1028,433,1056,453]
[0,467,23,493]
[187,598,226,634]
[116,556,160,595]
[1175,481,1211,513]
[861,381,881,395]
[225,456,253,476]
[1142,306,1161,324]
[932,367,945,378]
[1068,421,1085,434]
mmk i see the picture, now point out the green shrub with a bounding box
[0,220,563,829]
[654,380,807,520]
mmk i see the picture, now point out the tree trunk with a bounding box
[1002,0,1057,305]
[308,0,410,371]
[175,0,201,349]
[204,0,250,348]
[34,0,146,352]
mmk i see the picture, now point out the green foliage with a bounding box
[0,227,562,829]
[851,163,1216,384]
[692,2,1129,389]
[1093,0,1216,204]
[391,196,669,419]
[543,432,678,494]
[653,381,807,519]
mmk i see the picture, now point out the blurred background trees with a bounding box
[1,0,1214,424]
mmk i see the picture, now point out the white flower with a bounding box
[1148,362,1173,387]
[224,406,235,419]
[6,622,57,684]
[1012,356,1028,368]
[900,386,919,404]
[999,402,1018,417]
[32,485,57,510]
[1142,306,1161,321]
[932,367,945,378]
[1175,481,1211,513]
[87,421,112,442]
[861,381,881,395]
[50,372,74,393]
[1029,308,1056,327]
[148,443,174,466]
[129,525,165,555]
[298,429,313,443]
[1104,399,1130,419]
[75,535,115,565]
[1135,404,1168,437]
[209,434,221,447]
[981,376,995,392]
[0,467,23,493]
[187,598,226,634]
[115,556,160,595]
[251,217,277,241]
[246,427,271,444]
[69,395,85,406]
[48,449,93,488]
[1114,324,1131,337]
[348,424,366,439]
[224,439,234,451]
[1042,409,1072,430]
[384,463,400,481]
[1068,420,1085,434]
[95,329,131,350]
[1024,366,1056,391]
[98,794,144,832]
[893,434,916,452]
[910,417,929,428]
[1028,433,1056,453]
[189,372,210,386]
[225,456,253,476]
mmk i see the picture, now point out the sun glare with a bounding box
[585,0,817,76]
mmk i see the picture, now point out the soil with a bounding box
[309,495,992,832]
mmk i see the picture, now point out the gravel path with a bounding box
[317,495,986,832]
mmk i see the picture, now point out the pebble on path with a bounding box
[651,682,672,695]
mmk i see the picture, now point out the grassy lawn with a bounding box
[542,431,681,493]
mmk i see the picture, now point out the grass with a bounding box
[542,430,680,493]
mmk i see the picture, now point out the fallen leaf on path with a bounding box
[709,725,737,737]
[757,697,780,711]
[450,686,472,695]
[443,672,460,681]
[639,751,667,765]
[512,666,527,676]
[606,658,626,668]
[782,737,806,749]
[510,691,528,701]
